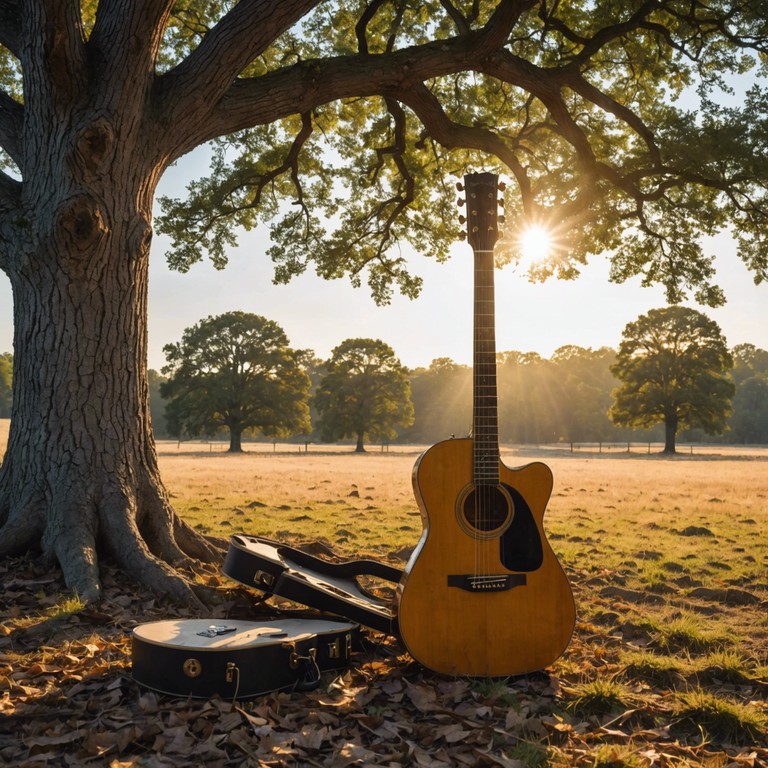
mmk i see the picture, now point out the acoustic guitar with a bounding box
[396,172,576,677]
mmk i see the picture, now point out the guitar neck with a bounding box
[473,248,500,486]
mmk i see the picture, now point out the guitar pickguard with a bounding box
[499,484,544,572]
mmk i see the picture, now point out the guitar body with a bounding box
[397,438,575,677]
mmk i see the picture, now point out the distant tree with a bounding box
[609,307,735,454]
[314,339,413,452]
[727,344,768,444]
[148,369,170,439]
[0,353,11,418]
[550,346,617,442]
[497,351,562,444]
[161,312,310,453]
[731,344,768,386]
[729,374,768,444]
[405,358,471,444]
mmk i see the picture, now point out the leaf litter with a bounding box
[1,551,766,768]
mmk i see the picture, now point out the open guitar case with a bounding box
[131,535,402,699]
[222,534,402,636]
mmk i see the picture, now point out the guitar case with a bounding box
[223,535,402,636]
[131,617,359,699]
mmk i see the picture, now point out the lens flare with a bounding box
[518,225,553,264]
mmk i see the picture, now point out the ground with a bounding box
[0,435,766,766]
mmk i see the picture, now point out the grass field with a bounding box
[1,420,767,765]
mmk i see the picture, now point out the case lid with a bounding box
[132,618,357,650]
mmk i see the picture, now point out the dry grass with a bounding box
[159,445,426,554]
[157,441,768,556]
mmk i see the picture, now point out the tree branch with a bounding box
[0,0,21,57]
[0,167,20,207]
[0,88,23,168]
[541,0,661,66]
[155,0,321,139]
[169,1,535,159]
[482,50,598,169]
[564,71,662,168]
[438,0,472,35]
[89,0,175,87]
[22,0,88,113]
[394,82,536,212]
[0,168,21,272]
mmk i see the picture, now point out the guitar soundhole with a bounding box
[456,484,514,539]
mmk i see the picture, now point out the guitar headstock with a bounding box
[457,172,506,252]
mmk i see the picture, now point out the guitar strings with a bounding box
[475,246,496,582]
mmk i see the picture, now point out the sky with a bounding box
[1,151,766,372]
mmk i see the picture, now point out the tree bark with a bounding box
[355,432,366,452]
[0,192,220,602]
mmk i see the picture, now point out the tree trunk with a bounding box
[663,416,678,454]
[0,113,219,604]
[229,426,243,453]
[355,432,366,452]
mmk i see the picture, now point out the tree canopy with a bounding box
[1,1,767,603]
[154,1,768,306]
[314,338,414,452]
[161,312,310,452]
[609,306,735,453]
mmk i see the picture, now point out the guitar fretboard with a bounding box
[473,249,499,486]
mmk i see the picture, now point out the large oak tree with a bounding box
[1,1,767,603]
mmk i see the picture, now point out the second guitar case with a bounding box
[131,617,359,699]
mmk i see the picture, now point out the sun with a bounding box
[517,224,554,264]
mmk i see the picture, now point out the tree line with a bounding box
[146,309,767,451]
[3,309,766,451]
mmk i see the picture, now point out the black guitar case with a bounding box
[222,535,402,636]
[131,617,359,699]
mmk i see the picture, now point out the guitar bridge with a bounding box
[447,574,526,592]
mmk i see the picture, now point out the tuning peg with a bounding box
[456,182,464,192]
[498,215,506,225]
[498,181,506,191]
[498,197,505,206]
[458,215,466,224]
[458,231,467,240]
[457,198,465,207]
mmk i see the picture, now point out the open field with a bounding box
[1,425,767,766]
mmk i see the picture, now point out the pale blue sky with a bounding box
[1,153,766,371]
